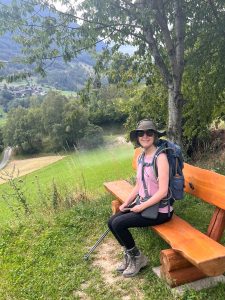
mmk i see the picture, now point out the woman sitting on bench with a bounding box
[108,119,174,277]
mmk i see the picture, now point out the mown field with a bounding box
[0,143,225,299]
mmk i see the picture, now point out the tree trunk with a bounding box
[168,84,183,145]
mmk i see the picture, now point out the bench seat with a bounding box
[104,180,225,276]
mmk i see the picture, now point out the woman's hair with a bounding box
[153,133,159,146]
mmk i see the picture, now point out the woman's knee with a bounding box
[110,216,127,233]
[108,213,119,230]
[108,211,123,225]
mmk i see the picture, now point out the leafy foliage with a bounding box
[79,123,104,149]
[0,0,225,146]
[2,90,104,153]
[3,106,43,153]
[181,0,225,148]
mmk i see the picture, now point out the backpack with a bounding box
[138,139,184,205]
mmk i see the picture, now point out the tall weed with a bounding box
[0,166,31,216]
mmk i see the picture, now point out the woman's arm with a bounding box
[131,153,169,212]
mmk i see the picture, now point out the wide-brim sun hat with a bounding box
[130,119,166,143]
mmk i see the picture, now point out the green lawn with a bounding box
[0,144,134,225]
[0,193,225,299]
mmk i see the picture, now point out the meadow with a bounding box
[0,143,134,225]
[0,142,225,299]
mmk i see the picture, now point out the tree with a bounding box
[3,106,43,153]
[182,1,225,141]
[0,0,224,144]
[63,99,89,147]
[40,91,68,150]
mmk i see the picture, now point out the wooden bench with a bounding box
[104,148,225,287]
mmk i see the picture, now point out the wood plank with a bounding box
[111,199,122,214]
[183,163,225,209]
[152,215,225,276]
[207,208,225,241]
[160,249,192,272]
[160,265,206,287]
[132,148,142,170]
[104,180,133,202]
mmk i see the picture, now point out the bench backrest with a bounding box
[132,148,225,210]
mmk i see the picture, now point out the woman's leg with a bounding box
[109,211,173,250]
[108,212,173,277]
[108,211,173,277]
[108,212,131,272]
[108,211,127,246]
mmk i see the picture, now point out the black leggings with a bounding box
[108,211,173,250]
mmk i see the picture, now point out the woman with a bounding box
[108,119,174,278]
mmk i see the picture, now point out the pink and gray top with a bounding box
[137,151,173,213]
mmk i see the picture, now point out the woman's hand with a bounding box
[130,204,144,213]
[119,203,130,212]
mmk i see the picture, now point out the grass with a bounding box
[0,143,225,299]
[1,194,225,299]
[0,144,134,225]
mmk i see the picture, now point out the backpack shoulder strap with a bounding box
[138,151,145,165]
[138,151,154,167]
[153,141,168,178]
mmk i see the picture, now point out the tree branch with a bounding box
[50,3,142,30]
[144,25,171,85]
[37,32,115,61]
[150,0,177,76]
[174,0,185,90]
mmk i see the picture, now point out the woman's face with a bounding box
[137,130,155,149]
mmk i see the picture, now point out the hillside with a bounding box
[0,0,104,91]
[0,32,97,91]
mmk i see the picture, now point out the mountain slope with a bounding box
[0,32,98,91]
[0,0,103,91]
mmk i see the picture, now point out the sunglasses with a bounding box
[136,130,155,137]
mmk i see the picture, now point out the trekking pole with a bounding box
[83,228,110,260]
[83,199,125,260]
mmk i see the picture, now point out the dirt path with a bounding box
[0,155,64,184]
[74,238,144,299]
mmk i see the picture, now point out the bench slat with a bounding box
[183,163,225,210]
[153,215,225,276]
[104,180,225,276]
[104,180,133,203]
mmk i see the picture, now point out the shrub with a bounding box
[79,124,104,149]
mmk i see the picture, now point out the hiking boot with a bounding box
[116,251,130,273]
[122,252,148,278]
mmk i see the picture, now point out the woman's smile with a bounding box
[139,135,153,143]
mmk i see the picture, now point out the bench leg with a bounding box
[111,199,122,214]
[160,249,207,287]
[207,208,225,242]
